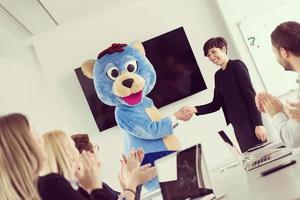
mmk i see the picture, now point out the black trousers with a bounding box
[232,119,262,153]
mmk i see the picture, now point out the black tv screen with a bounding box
[75,27,207,132]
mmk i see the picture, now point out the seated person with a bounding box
[256,21,300,148]
[71,133,143,200]
[0,113,44,200]
[40,130,153,200]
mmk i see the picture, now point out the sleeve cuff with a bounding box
[254,120,263,126]
[195,106,200,116]
[272,112,289,130]
[170,115,178,128]
[272,112,289,123]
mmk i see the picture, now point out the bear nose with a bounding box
[122,78,134,88]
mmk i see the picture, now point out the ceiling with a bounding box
[0,0,116,56]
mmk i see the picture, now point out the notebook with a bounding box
[154,144,216,200]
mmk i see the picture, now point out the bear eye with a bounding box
[106,67,119,80]
[126,60,137,73]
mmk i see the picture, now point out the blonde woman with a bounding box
[39,129,106,199]
[40,130,80,184]
[0,113,44,200]
[39,130,156,200]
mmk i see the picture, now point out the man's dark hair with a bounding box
[271,21,300,56]
[71,133,94,153]
[203,37,227,56]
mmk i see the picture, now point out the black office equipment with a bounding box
[155,144,215,200]
[261,160,296,176]
[218,131,234,147]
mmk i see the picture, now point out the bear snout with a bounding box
[122,78,134,88]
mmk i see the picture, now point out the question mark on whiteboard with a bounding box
[248,37,255,46]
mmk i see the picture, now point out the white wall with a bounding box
[0,47,62,134]
[30,0,243,190]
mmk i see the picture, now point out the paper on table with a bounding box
[156,153,177,182]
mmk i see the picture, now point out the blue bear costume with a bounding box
[81,42,181,191]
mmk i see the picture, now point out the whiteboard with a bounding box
[238,0,300,96]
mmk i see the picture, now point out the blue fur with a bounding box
[92,44,175,191]
[115,97,173,153]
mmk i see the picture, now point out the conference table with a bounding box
[210,149,300,200]
[142,146,300,200]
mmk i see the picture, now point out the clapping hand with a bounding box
[118,149,156,200]
[121,148,144,174]
[256,92,283,117]
[127,164,156,189]
[119,148,144,190]
[74,151,102,193]
[255,93,265,113]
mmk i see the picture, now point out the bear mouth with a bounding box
[122,90,143,105]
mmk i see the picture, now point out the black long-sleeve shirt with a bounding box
[78,183,120,200]
[38,173,116,200]
[195,59,262,126]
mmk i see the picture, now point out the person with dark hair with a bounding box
[256,21,300,148]
[71,134,119,199]
[71,134,143,200]
[71,134,96,153]
[181,37,267,153]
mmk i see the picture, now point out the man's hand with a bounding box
[255,93,265,113]
[259,92,284,117]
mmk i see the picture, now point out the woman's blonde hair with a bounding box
[0,113,43,200]
[42,130,75,181]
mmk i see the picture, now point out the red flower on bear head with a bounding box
[97,43,127,59]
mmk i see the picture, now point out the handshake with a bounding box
[174,106,197,121]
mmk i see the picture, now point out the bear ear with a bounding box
[81,59,95,79]
[131,41,145,56]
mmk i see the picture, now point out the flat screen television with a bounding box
[75,27,207,132]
